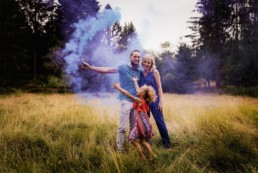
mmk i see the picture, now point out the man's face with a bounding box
[130,51,140,66]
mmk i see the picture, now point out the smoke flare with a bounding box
[62,8,121,92]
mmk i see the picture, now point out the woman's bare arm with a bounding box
[153,69,164,111]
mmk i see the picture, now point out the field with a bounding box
[0,93,257,172]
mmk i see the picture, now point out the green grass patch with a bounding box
[0,93,257,172]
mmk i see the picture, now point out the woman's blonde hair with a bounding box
[142,53,156,71]
[141,85,156,104]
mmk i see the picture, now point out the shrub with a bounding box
[224,85,258,97]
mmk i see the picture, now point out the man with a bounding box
[81,50,141,152]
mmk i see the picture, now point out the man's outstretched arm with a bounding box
[81,62,117,74]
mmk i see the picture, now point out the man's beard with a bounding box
[131,61,139,67]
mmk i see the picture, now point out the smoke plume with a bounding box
[62,8,121,92]
[62,7,143,93]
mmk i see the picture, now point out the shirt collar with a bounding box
[128,62,139,70]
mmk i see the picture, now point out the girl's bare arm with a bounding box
[113,83,141,104]
[132,77,140,92]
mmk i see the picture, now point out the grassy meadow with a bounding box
[0,93,257,172]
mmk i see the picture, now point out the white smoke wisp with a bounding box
[62,8,121,92]
[76,92,119,107]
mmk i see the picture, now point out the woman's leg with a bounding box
[149,101,171,149]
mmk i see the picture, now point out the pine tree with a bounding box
[189,0,231,88]
[118,22,138,47]
[57,0,100,40]
[0,0,31,87]
[101,4,122,48]
[223,0,258,86]
[16,0,59,80]
[158,42,175,92]
[174,44,195,93]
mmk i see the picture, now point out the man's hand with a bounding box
[81,62,91,70]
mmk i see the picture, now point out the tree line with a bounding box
[0,0,137,91]
[187,0,258,93]
[0,0,257,96]
[158,0,258,95]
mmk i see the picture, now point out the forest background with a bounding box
[0,0,258,96]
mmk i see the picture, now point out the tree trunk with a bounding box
[0,17,6,86]
[33,46,37,80]
[215,56,221,88]
[215,69,221,88]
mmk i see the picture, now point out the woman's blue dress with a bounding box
[139,71,171,148]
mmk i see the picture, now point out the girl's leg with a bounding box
[140,139,156,158]
[131,141,146,160]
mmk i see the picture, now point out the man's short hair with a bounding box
[130,50,140,57]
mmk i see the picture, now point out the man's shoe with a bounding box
[117,148,126,153]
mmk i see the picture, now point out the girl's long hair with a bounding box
[141,85,156,104]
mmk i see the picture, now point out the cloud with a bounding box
[98,0,198,51]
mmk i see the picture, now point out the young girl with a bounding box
[112,77,156,160]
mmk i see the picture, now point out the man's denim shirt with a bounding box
[116,64,141,102]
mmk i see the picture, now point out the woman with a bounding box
[138,53,171,149]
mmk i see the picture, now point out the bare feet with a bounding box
[141,154,147,161]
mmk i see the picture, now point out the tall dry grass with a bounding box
[0,93,257,172]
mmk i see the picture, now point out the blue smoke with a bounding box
[62,8,121,92]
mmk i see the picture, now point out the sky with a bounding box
[98,0,198,51]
